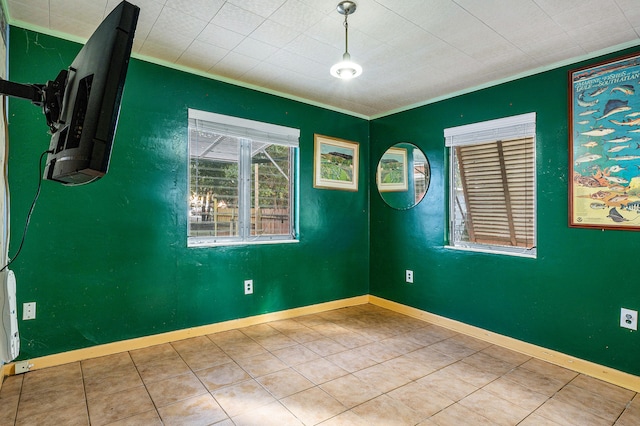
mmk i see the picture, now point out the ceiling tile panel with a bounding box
[50,14,103,39]
[7,0,49,27]
[455,0,565,48]
[374,0,426,18]
[530,44,586,66]
[406,41,476,75]
[532,0,581,16]
[443,26,514,62]
[234,37,280,61]
[285,34,337,64]
[517,32,583,62]
[143,30,193,52]
[197,23,246,50]
[209,51,260,79]
[269,0,326,33]
[52,0,108,12]
[617,0,640,31]
[49,0,108,26]
[241,62,290,87]
[304,15,341,47]
[297,0,338,15]
[569,23,638,53]
[250,20,299,47]
[138,38,189,63]
[355,1,411,43]
[150,6,208,39]
[404,0,480,37]
[210,2,264,36]
[164,0,224,21]
[380,22,431,54]
[9,0,48,8]
[227,0,287,18]
[176,40,228,71]
[265,49,326,80]
[543,0,623,31]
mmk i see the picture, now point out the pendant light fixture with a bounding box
[330,1,362,80]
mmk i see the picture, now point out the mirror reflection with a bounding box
[376,143,430,210]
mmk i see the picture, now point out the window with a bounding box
[188,109,299,247]
[445,112,536,257]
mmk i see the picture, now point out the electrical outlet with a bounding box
[244,279,253,295]
[22,302,36,320]
[620,308,638,331]
[405,270,413,283]
[14,360,31,374]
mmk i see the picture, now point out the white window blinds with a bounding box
[188,109,299,147]
[445,112,536,147]
[446,113,536,257]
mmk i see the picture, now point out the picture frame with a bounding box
[377,147,408,192]
[313,134,359,191]
[569,52,640,230]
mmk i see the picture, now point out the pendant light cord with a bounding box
[343,15,350,56]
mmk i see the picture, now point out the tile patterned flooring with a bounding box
[0,304,638,425]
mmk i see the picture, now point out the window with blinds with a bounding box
[188,109,299,247]
[445,113,536,258]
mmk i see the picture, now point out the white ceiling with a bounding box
[6,0,640,118]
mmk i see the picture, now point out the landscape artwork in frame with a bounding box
[377,147,408,192]
[570,52,640,230]
[313,134,359,191]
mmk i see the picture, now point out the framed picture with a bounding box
[313,134,359,191]
[377,147,408,192]
[569,52,640,230]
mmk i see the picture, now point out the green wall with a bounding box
[7,26,640,378]
[7,28,369,359]
[370,48,640,376]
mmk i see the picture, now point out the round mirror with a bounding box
[376,143,430,210]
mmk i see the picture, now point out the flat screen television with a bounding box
[45,1,140,185]
[0,0,140,185]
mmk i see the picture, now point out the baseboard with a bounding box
[1,295,369,377]
[2,294,639,393]
[368,295,640,393]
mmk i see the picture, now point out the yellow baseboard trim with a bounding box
[3,294,638,393]
[368,295,640,393]
[2,295,368,376]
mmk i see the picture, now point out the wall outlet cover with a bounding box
[405,270,413,283]
[14,360,31,374]
[620,308,638,331]
[22,302,36,320]
[244,279,253,295]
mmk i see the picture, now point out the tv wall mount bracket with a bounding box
[0,69,69,133]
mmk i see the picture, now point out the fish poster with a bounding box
[570,52,640,230]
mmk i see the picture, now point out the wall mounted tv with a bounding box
[0,0,140,185]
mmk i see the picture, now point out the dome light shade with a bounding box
[331,1,362,80]
[330,53,363,79]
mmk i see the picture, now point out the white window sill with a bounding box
[188,238,299,248]
[444,245,536,259]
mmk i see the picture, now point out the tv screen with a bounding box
[44,1,139,185]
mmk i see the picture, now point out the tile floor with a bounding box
[0,304,638,425]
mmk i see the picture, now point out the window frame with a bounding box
[187,109,300,248]
[445,112,537,258]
